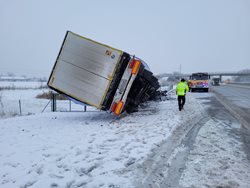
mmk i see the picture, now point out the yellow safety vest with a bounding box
[176,82,189,96]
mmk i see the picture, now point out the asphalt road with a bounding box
[211,84,250,162]
[211,84,250,130]
[212,84,250,109]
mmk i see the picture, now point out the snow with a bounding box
[0,81,47,89]
[0,89,50,117]
[0,81,49,117]
[179,118,250,188]
[0,94,192,188]
[0,88,97,118]
[0,90,250,187]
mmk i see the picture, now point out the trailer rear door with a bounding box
[48,31,123,108]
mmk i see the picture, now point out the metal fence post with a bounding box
[69,100,71,111]
[19,100,22,115]
[51,93,57,112]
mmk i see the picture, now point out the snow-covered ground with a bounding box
[0,80,96,118]
[0,81,47,89]
[0,89,51,117]
[179,118,250,188]
[0,92,250,188]
[0,93,195,188]
[0,89,96,118]
[0,81,49,117]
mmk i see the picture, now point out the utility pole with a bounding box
[179,64,182,74]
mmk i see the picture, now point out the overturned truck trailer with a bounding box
[48,31,160,115]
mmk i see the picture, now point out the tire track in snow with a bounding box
[135,113,209,188]
[161,117,210,188]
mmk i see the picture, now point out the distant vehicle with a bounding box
[188,72,209,92]
[47,31,160,115]
[212,77,220,86]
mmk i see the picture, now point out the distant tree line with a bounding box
[233,69,250,82]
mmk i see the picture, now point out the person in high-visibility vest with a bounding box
[176,78,189,111]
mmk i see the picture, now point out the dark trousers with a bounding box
[177,95,186,111]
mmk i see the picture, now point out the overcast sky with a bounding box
[0,0,249,77]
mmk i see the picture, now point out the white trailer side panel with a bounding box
[48,31,123,108]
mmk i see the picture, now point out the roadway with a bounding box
[211,84,250,128]
[136,83,250,187]
[211,83,250,165]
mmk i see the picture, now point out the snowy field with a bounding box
[1,91,250,188]
[0,81,96,118]
[0,89,51,117]
[0,81,47,89]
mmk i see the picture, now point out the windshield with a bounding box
[191,74,209,80]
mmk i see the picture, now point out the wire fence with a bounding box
[0,91,98,119]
